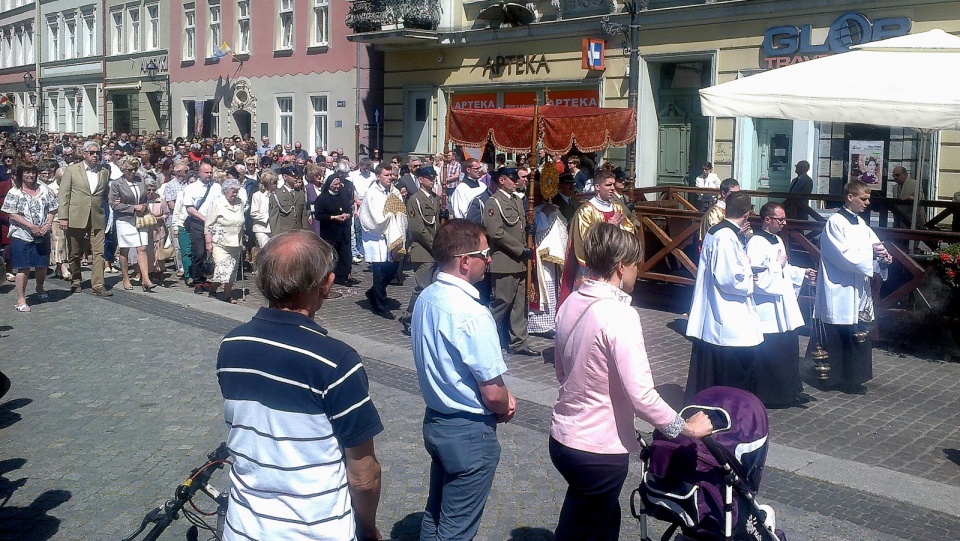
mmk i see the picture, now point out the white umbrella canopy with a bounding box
[699,29,960,131]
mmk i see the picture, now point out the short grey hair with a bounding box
[256,230,337,309]
[221,178,242,193]
[82,140,100,152]
[144,176,159,188]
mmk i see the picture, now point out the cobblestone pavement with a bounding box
[2,266,960,540]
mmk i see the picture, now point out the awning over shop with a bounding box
[448,104,637,154]
[698,29,960,131]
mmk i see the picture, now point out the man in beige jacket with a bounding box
[58,140,112,296]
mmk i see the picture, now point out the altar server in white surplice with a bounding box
[685,192,763,402]
[812,180,890,395]
[746,202,816,407]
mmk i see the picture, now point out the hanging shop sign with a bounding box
[481,54,550,77]
[761,13,911,69]
[452,93,498,110]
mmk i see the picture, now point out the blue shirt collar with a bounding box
[435,272,481,301]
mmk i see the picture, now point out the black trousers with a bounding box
[368,261,399,311]
[549,437,629,541]
[187,217,208,283]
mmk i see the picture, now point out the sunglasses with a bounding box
[85,150,101,155]
[453,248,490,259]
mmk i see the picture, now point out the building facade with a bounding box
[169,0,383,159]
[351,0,960,201]
[38,0,104,134]
[103,0,171,136]
[0,0,37,129]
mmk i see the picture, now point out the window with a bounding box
[311,95,328,153]
[111,10,123,54]
[208,3,220,58]
[64,16,76,59]
[23,24,33,64]
[278,0,293,50]
[128,6,140,53]
[311,0,329,47]
[277,96,293,146]
[46,94,60,132]
[82,12,96,56]
[47,17,59,61]
[64,93,76,132]
[236,0,250,54]
[12,26,22,66]
[0,29,9,69]
[146,4,159,50]
[183,4,195,60]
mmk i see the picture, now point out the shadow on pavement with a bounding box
[656,383,687,411]
[0,457,27,507]
[944,448,960,467]
[389,511,424,540]
[0,398,29,430]
[509,526,554,540]
[0,488,71,541]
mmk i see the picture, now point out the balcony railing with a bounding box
[346,0,441,32]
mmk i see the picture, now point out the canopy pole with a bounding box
[441,88,452,220]
[526,99,540,303]
[909,129,930,253]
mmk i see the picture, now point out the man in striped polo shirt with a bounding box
[217,230,384,541]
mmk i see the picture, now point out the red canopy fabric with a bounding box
[448,105,637,154]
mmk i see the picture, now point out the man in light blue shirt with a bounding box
[411,218,516,541]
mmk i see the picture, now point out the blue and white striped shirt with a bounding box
[217,308,383,541]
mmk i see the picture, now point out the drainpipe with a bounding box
[101,0,107,133]
[625,2,640,179]
[355,41,361,159]
[34,0,40,132]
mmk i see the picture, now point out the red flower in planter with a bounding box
[948,269,957,279]
[942,252,953,263]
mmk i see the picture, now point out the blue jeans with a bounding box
[421,409,500,541]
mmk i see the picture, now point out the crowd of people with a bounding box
[0,128,895,540]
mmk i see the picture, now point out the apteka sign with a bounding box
[761,13,911,69]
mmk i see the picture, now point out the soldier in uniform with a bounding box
[482,168,538,356]
[270,165,308,235]
[400,167,444,334]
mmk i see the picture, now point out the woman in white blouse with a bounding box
[1,164,58,312]
[204,178,245,303]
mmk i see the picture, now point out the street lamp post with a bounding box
[23,72,39,133]
[602,1,642,179]
[144,59,170,137]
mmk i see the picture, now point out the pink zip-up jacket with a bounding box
[550,280,683,454]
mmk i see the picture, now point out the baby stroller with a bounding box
[631,387,786,541]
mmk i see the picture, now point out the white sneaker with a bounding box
[4,273,14,283]
[352,255,364,263]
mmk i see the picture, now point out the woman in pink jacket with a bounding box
[549,223,713,541]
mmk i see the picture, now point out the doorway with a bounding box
[403,88,432,153]
[234,109,251,138]
[652,61,711,186]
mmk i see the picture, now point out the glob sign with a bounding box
[761,13,911,68]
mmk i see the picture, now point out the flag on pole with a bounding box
[212,42,233,60]
[582,38,605,70]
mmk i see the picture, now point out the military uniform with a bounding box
[400,186,439,330]
[483,188,531,353]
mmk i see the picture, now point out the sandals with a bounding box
[14,304,30,313]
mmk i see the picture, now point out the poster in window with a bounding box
[848,140,884,191]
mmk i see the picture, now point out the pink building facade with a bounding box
[169,0,383,158]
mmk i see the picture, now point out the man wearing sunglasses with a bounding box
[57,141,112,296]
[410,219,515,541]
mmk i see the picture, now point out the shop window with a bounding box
[113,93,137,134]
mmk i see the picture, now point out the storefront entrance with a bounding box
[651,61,711,186]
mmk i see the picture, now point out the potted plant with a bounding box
[346,1,383,33]
[400,0,440,30]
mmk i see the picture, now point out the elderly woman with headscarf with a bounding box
[144,176,169,278]
[110,156,158,292]
[204,178,245,303]
[313,169,358,286]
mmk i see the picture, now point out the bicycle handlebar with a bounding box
[122,443,230,541]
